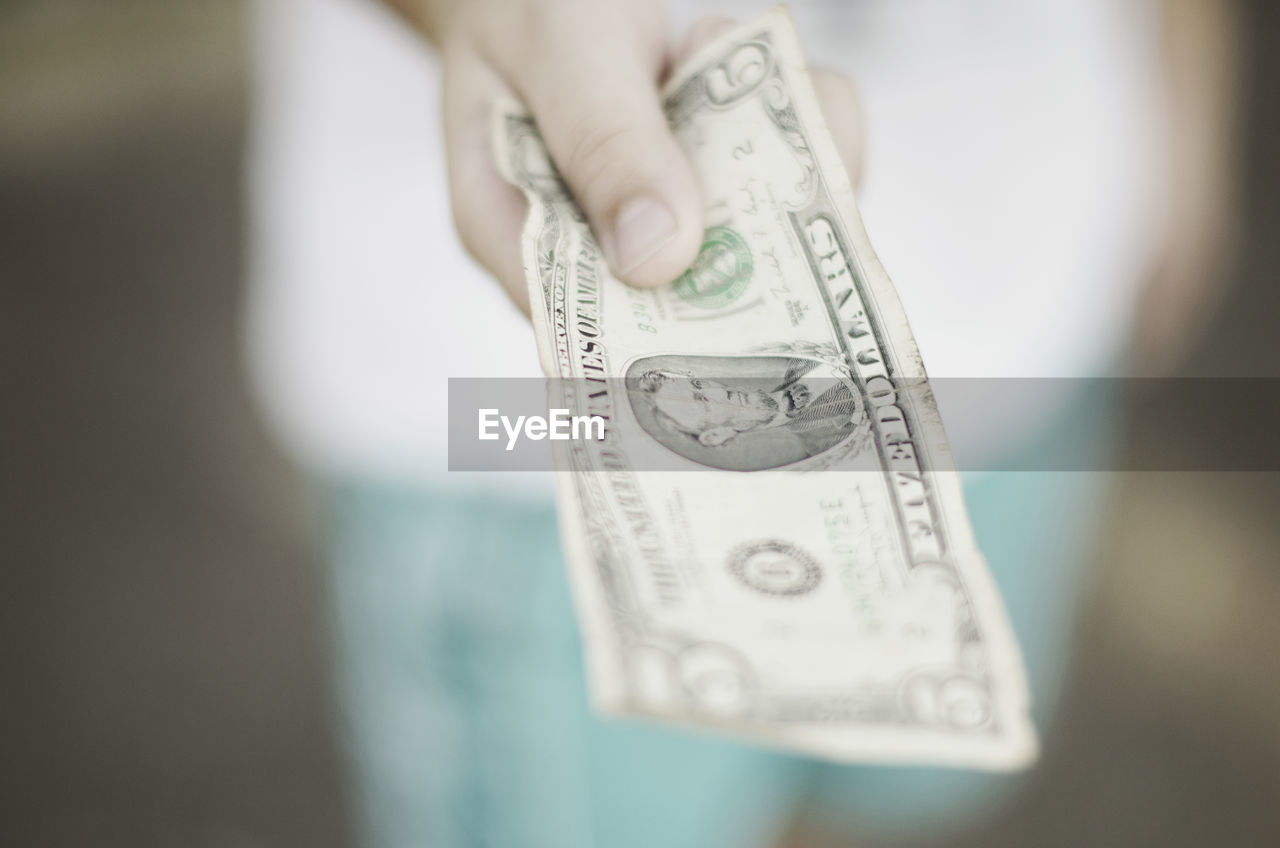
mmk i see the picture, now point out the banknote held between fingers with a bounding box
[388,0,704,292]
[381,2,862,300]
[494,2,704,288]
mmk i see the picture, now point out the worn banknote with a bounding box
[493,8,1035,768]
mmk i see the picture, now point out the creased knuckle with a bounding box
[561,119,639,197]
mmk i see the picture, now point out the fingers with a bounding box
[496,3,702,288]
[670,15,738,67]
[811,68,865,189]
[440,6,863,315]
[442,43,532,315]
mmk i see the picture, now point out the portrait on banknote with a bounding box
[624,353,863,471]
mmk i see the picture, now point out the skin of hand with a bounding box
[381,0,862,314]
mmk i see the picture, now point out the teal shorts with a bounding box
[322,392,1114,847]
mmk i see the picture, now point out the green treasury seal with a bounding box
[673,226,753,308]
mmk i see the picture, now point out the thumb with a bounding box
[501,8,702,288]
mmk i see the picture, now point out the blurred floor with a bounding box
[2,2,1278,848]
[1,2,349,845]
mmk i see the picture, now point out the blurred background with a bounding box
[2,1,1277,846]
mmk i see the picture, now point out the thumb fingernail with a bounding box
[607,196,678,277]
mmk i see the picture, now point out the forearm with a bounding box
[380,0,456,45]
[1137,0,1241,370]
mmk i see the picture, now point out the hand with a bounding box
[384,1,862,314]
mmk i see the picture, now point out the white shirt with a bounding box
[246,0,1164,486]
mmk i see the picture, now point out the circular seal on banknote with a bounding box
[673,226,753,308]
[728,540,822,597]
